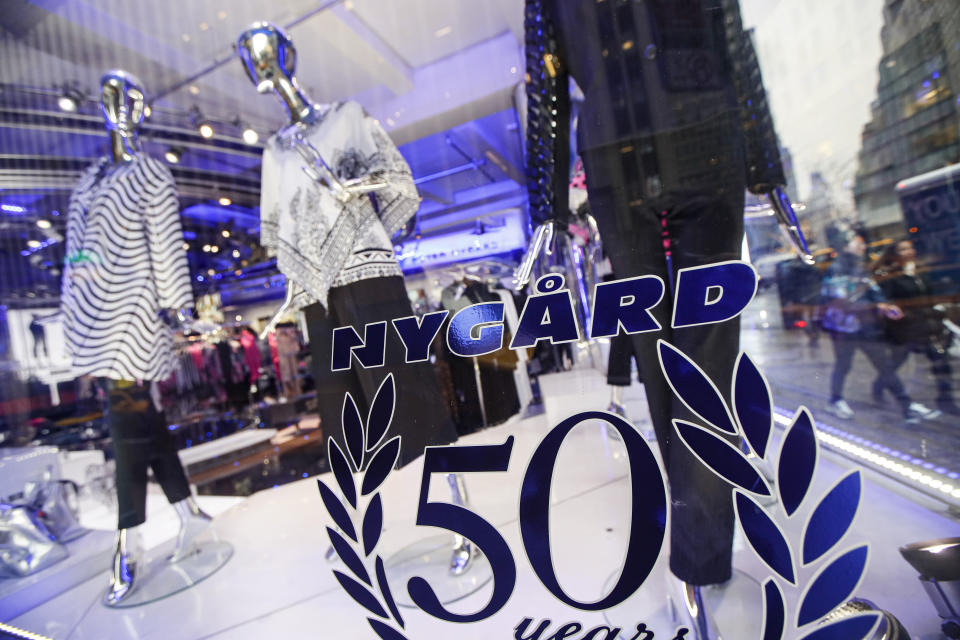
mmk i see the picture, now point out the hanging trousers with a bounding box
[583,142,745,585]
[107,381,191,529]
[306,276,459,468]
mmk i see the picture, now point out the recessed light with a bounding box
[199,22,209,31]
[207,269,215,276]
[182,242,190,250]
[218,198,232,207]
[211,245,219,253]
[36,219,51,229]
[232,249,240,258]
[182,33,191,42]
[202,244,211,253]
[27,240,41,248]
[242,127,259,145]
[189,85,200,95]
[434,26,452,38]
[199,122,214,138]
[217,11,227,20]
[165,147,183,163]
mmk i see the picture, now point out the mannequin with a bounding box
[522,2,803,636]
[237,22,471,574]
[61,70,211,606]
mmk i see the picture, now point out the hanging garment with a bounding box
[61,156,192,382]
[259,101,418,310]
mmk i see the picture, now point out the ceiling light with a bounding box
[232,249,240,258]
[218,198,232,207]
[210,245,219,253]
[217,11,227,20]
[199,122,214,138]
[242,126,259,145]
[189,85,200,95]
[1,204,25,213]
[190,106,214,137]
[235,315,242,322]
[202,244,211,253]
[434,26,452,38]
[199,22,209,31]
[36,219,51,229]
[27,240,41,248]
[182,242,190,250]
[164,147,183,163]
[207,269,215,276]
[57,84,84,113]
[143,105,152,118]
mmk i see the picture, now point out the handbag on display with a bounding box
[0,504,69,578]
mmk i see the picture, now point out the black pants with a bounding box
[306,277,458,468]
[607,331,639,386]
[829,333,909,412]
[108,381,191,529]
[583,143,745,585]
[888,341,955,404]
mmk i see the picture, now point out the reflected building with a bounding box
[853,0,960,235]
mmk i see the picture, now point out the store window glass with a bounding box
[0,1,958,639]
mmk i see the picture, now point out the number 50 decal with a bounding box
[408,411,668,622]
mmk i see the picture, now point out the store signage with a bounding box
[317,261,879,640]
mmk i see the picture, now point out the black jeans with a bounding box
[108,381,191,529]
[607,331,638,386]
[829,332,910,412]
[583,142,745,585]
[306,276,458,468]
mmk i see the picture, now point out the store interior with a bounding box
[1,1,959,639]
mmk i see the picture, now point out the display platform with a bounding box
[7,382,959,639]
[0,528,113,621]
[386,534,493,608]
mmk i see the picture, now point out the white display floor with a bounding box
[8,370,959,639]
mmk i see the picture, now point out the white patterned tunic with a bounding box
[259,101,418,310]
[61,155,193,381]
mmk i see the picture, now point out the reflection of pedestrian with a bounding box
[29,315,47,359]
[821,230,938,424]
[874,240,958,415]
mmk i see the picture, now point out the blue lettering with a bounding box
[511,275,580,349]
[672,261,757,328]
[392,311,449,363]
[331,321,387,370]
[447,302,504,357]
[590,275,664,338]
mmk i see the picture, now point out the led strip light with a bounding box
[773,408,960,508]
[0,622,53,640]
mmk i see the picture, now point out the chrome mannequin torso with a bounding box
[236,22,386,338]
[99,70,145,164]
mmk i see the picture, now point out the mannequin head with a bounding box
[236,22,314,124]
[100,70,145,163]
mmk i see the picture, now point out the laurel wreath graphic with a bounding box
[316,373,410,640]
[657,340,881,640]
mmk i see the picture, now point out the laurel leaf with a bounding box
[659,340,738,435]
[363,494,384,556]
[317,478,356,541]
[733,352,773,458]
[362,437,401,496]
[327,527,371,585]
[803,471,861,565]
[675,420,771,495]
[329,438,357,509]
[333,570,388,619]
[735,492,796,584]
[798,614,880,640]
[342,392,365,469]
[367,374,395,453]
[376,556,405,629]
[369,618,408,640]
[779,408,818,516]
[797,545,869,627]
[762,579,785,640]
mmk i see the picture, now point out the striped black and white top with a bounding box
[61,155,193,382]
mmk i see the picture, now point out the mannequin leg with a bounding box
[447,473,473,575]
[583,143,744,587]
[104,526,143,606]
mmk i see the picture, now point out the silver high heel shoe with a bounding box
[667,574,723,640]
[104,527,143,606]
[169,496,213,563]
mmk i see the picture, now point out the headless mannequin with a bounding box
[237,24,472,574]
[520,2,811,636]
[90,71,212,606]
